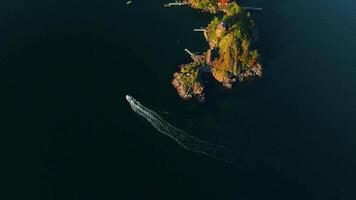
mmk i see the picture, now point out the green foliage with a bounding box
[179,62,202,86]
[225,2,242,16]
[173,0,262,97]
[189,0,219,12]
[206,16,221,45]
[250,50,259,60]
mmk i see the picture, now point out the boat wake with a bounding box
[126,95,251,167]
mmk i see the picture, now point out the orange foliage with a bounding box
[220,0,229,5]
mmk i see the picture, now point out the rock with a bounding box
[171,1,263,101]
[172,62,206,101]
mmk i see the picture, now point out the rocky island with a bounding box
[168,0,262,101]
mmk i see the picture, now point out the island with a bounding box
[168,0,262,101]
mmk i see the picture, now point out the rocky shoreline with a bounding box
[169,0,263,101]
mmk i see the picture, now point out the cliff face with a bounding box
[172,1,262,101]
[205,3,262,87]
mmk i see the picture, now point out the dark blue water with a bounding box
[2,0,356,199]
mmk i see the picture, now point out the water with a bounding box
[1,0,356,199]
[126,95,252,167]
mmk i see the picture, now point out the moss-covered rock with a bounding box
[172,62,206,101]
[204,2,262,87]
[171,1,262,101]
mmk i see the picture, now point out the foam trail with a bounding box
[125,95,251,167]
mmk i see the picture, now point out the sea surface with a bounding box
[2,0,356,199]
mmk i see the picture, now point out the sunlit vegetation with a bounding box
[204,2,261,87]
[172,61,205,100]
[188,0,220,12]
[172,1,262,100]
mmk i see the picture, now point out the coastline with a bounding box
[167,0,263,101]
